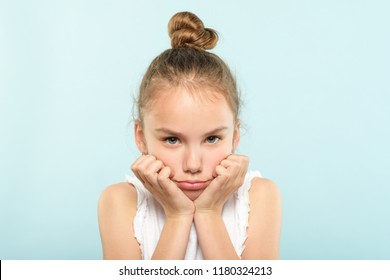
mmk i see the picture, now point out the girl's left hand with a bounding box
[194,154,249,215]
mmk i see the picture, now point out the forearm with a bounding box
[151,216,193,259]
[194,212,239,260]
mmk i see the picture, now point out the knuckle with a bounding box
[156,160,164,168]
[156,170,164,179]
[144,169,155,177]
[131,164,139,173]
[156,169,166,180]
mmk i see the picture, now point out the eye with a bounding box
[165,137,179,145]
[206,136,220,144]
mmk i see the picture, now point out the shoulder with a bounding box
[98,181,138,217]
[241,177,282,259]
[248,177,282,219]
[99,182,137,209]
[98,181,138,222]
[249,177,281,202]
[98,182,141,259]
[99,181,136,201]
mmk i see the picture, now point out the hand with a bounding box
[131,155,195,219]
[194,154,249,215]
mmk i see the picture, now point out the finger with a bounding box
[212,167,218,178]
[220,158,233,168]
[157,166,176,192]
[226,154,245,161]
[232,154,250,163]
[219,153,242,167]
[157,166,170,183]
[131,155,149,183]
[144,159,164,176]
[130,155,148,172]
[135,155,158,173]
[212,163,225,178]
[208,165,229,192]
[132,155,157,185]
[142,159,165,187]
[222,155,249,170]
[131,154,155,171]
[168,167,175,179]
[215,164,228,177]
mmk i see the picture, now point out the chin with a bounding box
[183,189,204,201]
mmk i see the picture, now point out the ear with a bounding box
[134,121,148,154]
[232,120,241,152]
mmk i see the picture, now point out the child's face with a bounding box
[135,87,240,201]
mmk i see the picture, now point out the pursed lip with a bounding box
[174,180,211,191]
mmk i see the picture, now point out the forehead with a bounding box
[144,87,234,132]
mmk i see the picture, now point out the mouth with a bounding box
[174,180,211,191]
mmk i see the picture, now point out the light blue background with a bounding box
[1,0,389,260]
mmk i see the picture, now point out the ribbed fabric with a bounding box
[126,170,262,260]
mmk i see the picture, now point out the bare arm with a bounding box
[151,216,193,259]
[194,211,239,259]
[193,154,248,259]
[98,182,141,259]
[241,178,282,259]
[98,182,194,260]
[130,155,196,259]
[194,177,282,260]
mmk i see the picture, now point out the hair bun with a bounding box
[168,11,218,51]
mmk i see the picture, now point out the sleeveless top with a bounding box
[126,170,262,260]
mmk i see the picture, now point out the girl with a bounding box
[98,11,282,260]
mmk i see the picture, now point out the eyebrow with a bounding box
[155,126,229,137]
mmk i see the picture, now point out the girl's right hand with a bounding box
[131,155,195,219]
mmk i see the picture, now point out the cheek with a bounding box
[151,149,177,167]
[204,148,231,171]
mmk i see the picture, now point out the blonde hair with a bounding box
[136,11,240,124]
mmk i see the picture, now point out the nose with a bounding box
[183,146,202,173]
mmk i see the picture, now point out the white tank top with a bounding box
[126,170,262,259]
